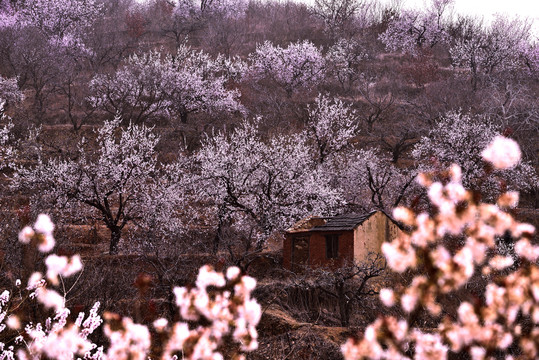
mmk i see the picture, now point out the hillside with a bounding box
[0,0,538,359]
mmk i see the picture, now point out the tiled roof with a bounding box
[286,216,327,232]
[310,211,377,231]
[288,211,378,233]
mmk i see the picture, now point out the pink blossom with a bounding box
[7,315,20,330]
[0,290,9,306]
[380,288,395,307]
[27,272,44,290]
[36,288,65,312]
[196,265,226,289]
[514,239,539,262]
[382,240,417,273]
[153,318,168,332]
[401,292,418,313]
[163,322,190,358]
[497,191,519,208]
[104,317,151,360]
[393,207,415,226]
[412,331,448,360]
[470,346,486,360]
[481,136,521,169]
[489,256,514,270]
[18,226,34,244]
[37,234,55,253]
[45,254,83,285]
[34,214,54,236]
[226,266,241,280]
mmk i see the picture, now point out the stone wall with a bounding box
[353,211,401,263]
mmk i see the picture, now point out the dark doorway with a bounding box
[292,236,310,271]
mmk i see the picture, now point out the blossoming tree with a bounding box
[412,111,537,200]
[90,45,244,124]
[323,147,415,212]
[248,40,326,97]
[0,0,101,123]
[450,15,533,90]
[326,38,368,91]
[310,0,363,38]
[195,120,344,255]
[12,118,186,254]
[0,0,102,61]
[379,0,453,56]
[6,0,102,39]
[306,94,360,164]
[158,0,248,50]
[160,0,206,48]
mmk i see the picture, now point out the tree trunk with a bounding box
[109,228,121,255]
[167,288,176,320]
[213,224,221,254]
[180,110,188,124]
[337,281,350,327]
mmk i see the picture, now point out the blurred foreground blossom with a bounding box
[0,216,260,360]
[170,265,261,358]
[481,135,522,169]
[343,137,538,359]
[18,213,56,252]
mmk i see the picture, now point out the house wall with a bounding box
[283,235,292,269]
[283,230,354,270]
[309,231,354,268]
[353,211,401,262]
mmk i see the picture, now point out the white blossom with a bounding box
[413,112,537,200]
[380,288,395,307]
[90,47,244,124]
[34,214,54,236]
[248,40,326,96]
[481,136,522,169]
[13,119,188,254]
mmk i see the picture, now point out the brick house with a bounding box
[283,211,403,271]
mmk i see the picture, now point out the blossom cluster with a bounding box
[342,136,538,359]
[450,15,532,76]
[379,0,453,56]
[96,266,261,360]
[0,215,261,360]
[195,119,344,244]
[98,265,261,360]
[0,0,102,53]
[248,40,326,96]
[0,77,24,105]
[1,214,103,360]
[523,43,539,73]
[89,46,244,124]
[160,265,261,359]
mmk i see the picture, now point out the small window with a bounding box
[325,234,339,259]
